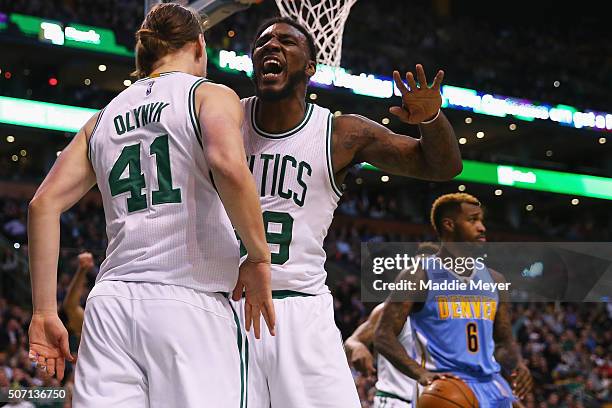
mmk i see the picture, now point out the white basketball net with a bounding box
[274,0,357,67]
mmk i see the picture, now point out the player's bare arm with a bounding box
[28,112,99,380]
[197,82,275,338]
[490,268,533,400]
[62,252,94,338]
[345,303,385,376]
[332,64,462,182]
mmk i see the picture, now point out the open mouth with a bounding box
[261,57,285,81]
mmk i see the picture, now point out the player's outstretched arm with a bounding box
[333,64,462,182]
[344,303,384,376]
[197,83,274,339]
[28,113,99,380]
[490,269,533,401]
[62,252,94,338]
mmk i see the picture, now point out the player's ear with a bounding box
[195,33,205,59]
[305,59,316,78]
[441,217,454,234]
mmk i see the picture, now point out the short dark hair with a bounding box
[430,193,481,236]
[250,17,317,63]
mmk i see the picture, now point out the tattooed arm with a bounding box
[373,267,459,385]
[490,268,533,400]
[332,65,461,182]
[345,303,384,376]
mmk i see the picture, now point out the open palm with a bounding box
[29,313,73,381]
[390,64,444,124]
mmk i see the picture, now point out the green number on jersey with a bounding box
[238,210,294,265]
[109,134,181,213]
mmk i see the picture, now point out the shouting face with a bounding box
[251,23,315,101]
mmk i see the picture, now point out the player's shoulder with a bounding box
[487,267,507,284]
[195,81,239,104]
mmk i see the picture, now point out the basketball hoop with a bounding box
[274,0,357,67]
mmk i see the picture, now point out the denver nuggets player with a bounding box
[374,194,533,407]
[235,16,461,408]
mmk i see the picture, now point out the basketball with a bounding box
[418,378,479,408]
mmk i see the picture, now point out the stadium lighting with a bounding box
[13,243,20,249]
[56,151,61,156]
[228,30,235,37]
[355,177,363,185]
[20,149,26,156]
[123,79,132,87]
[553,81,560,88]
[458,185,466,191]
[476,131,485,138]
[545,150,553,157]
[465,117,472,124]
[309,93,318,100]
[526,204,534,211]
[84,78,91,85]
[382,118,390,125]
[6,135,15,142]
[494,189,502,196]
[98,64,107,72]
[571,198,579,205]
[381,175,390,182]
[599,137,606,144]
[11,155,18,162]
[459,137,467,144]
[509,123,517,130]
[334,110,342,116]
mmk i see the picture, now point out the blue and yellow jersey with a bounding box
[410,256,501,379]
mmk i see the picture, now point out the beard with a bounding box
[253,68,308,101]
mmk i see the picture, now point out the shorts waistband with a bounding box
[375,390,412,403]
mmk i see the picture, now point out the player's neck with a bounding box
[256,94,308,134]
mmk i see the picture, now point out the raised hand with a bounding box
[389,64,444,125]
[28,312,74,381]
[77,252,94,272]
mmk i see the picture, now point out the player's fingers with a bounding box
[231,281,244,301]
[405,71,418,91]
[415,64,428,88]
[60,333,73,362]
[29,350,38,363]
[262,301,276,336]
[393,70,410,95]
[56,358,65,382]
[244,302,252,333]
[389,106,410,122]
[252,305,262,340]
[46,358,56,377]
[365,359,376,376]
[432,70,444,90]
[37,355,47,369]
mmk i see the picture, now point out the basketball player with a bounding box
[27,4,274,407]
[374,193,533,407]
[235,17,462,407]
[345,244,439,408]
[62,252,95,341]
[345,304,415,408]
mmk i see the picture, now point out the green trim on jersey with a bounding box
[325,114,343,198]
[188,78,211,148]
[375,390,412,404]
[228,301,247,408]
[251,98,314,139]
[133,70,182,84]
[87,107,106,161]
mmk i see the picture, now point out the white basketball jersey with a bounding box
[89,71,239,292]
[376,318,417,401]
[240,97,342,295]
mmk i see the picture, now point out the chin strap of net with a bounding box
[274,0,357,67]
